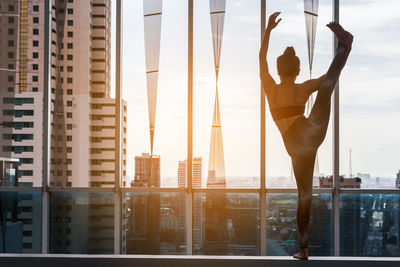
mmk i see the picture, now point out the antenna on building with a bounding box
[349,148,353,178]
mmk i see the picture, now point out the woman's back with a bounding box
[267,82,312,134]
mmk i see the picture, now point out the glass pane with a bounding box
[340,194,400,256]
[123,192,186,254]
[340,0,400,188]
[0,1,44,187]
[47,0,120,187]
[265,0,333,188]
[123,1,187,188]
[194,0,260,188]
[50,192,114,254]
[194,193,260,255]
[266,193,332,256]
[0,192,42,253]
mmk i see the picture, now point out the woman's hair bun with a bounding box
[284,46,296,57]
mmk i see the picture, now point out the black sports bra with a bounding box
[269,84,305,121]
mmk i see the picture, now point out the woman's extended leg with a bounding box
[291,152,316,259]
[308,25,351,146]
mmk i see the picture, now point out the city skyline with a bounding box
[121,0,400,180]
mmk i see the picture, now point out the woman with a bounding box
[259,12,353,260]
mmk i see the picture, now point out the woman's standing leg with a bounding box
[291,151,316,259]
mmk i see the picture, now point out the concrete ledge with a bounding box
[1,254,400,267]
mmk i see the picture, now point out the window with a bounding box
[67,31,73,37]
[20,158,34,164]
[8,40,14,47]
[8,28,14,35]
[8,76,14,82]
[67,43,73,49]
[8,52,14,58]
[67,8,73,14]
[67,113,72,118]
[67,55,73,60]
[67,135,72,141]
[67,20,73,26]
[67,170,72,176]
[67,89,73,95]
[58,55,64,60]
[32,87,38,92]
[8,87,13,92]
[67,78,73,84]
[32,64,39,70]
[33,5,39,12]
[68,0,74,3]
[33,40,39,47]
[8,17,14,23]
[33,52,39,59]
[8,5,14,12]
[67,101,72,107]
[67,147,72,153]
[8,64,14,70]
[32,76,39,82]
[3,98,34,105]
[33,17,39,23]
[33,29,39,35]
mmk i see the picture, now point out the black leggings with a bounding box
[282,43,348,249]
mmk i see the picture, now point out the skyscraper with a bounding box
[126,152,161,253]
[395,170,400,189]
[0,1,45,187]
[132,152,160,188]
[178,157,202,188]
[0,0,127,188]
[44,0,126,253]
[177,158,202,250]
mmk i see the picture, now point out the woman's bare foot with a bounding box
[293,248,309,260]
[327,22,353,49]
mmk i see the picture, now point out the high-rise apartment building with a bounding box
[1,0,126,188]
[395,170,400,189]
[132,153,160,187]
[49,0,127,188]
[178,157,202,188]
[126,153,162,253]
[1,1,45,187]
[177,158,202,250]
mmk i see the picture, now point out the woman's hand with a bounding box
[267,12,282,31]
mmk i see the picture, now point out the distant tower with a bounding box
[178,157,202,188]
[132,152,160,187]
[349,148,353,178]
[396,170,400,189]
[177,158,203,250]
[207,92,226,188]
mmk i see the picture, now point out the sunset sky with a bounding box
[114,0,400,184]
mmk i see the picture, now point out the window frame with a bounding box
[2,0,399,257]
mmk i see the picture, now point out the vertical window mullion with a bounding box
[114,0,123,254]
[260,0,267,257]
[42,0,52,254]
[186,0,194,255]
[332,0,340,257]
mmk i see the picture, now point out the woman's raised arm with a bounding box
[259,12,282,90]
